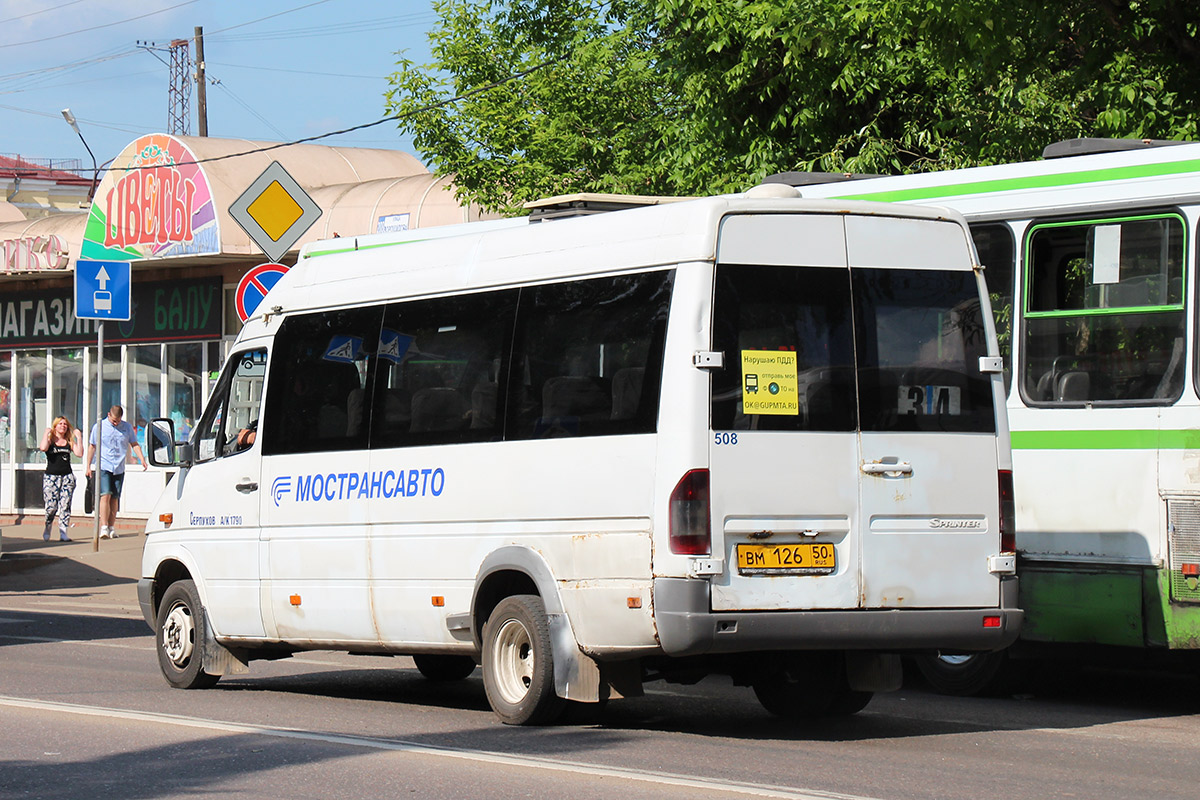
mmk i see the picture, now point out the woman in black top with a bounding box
[40,416,83,542]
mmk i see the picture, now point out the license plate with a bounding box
[736,543,836,575]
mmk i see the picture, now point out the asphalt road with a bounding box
[2,523,1199,800]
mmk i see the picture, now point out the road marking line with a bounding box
[0,603,142,619]
[0,633,152,650]
[0,695,876,800]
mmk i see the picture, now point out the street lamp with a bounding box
[60,108,98,203]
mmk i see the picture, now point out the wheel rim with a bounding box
[937,654,974,667]
[162,600,196,668]
[492,617,535,705]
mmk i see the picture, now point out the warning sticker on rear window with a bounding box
[741,351,799,415]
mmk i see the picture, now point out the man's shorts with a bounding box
[98,470,125,499]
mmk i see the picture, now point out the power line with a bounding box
[0,0,202,49]
[0,48,139,86]
[109,56,568,172]
[0,0,88,26]
[204,61,384,80]
[202,0,338,36]
[208,13,437,43]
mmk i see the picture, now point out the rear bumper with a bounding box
[653,576,1022,657]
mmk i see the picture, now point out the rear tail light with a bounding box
[669,469,711,555]
[999,469,1016,553]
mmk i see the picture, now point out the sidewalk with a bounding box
[0,513,144,617]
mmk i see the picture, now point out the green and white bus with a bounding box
[798,139,1200,692]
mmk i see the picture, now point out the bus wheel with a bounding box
[482,595,565,725]
[914,651,1008,696]
[413,654,477,682]
[752,654,871,719]
[156,580,220,690]
[828,688,874,715]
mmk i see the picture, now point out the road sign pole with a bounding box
[93,321,103,552]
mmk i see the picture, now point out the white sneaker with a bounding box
[109,528,119,539]
[99,527,111,539]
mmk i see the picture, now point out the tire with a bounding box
[156,580,220,690]
[752,653,871,719]
[481,595,565,725]
[413,654,477,682]
[914,651,1008,696]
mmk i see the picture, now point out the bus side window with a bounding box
[193,347,267,462]
[1022,214,1185,406]
[261,307,383,456]
[370,289,518,450]
[508,271,673,440]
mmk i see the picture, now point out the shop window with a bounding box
[50,348,86,443]
[14,350,47,463]
[128,344,162,457]
[0,351,11,463]
[166,343,206,443]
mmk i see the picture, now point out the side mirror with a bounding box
[148,418,192,468]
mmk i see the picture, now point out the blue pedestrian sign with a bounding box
[75,259,131,321]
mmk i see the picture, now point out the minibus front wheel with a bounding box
[156,579,220,690]
[482,594,565,725]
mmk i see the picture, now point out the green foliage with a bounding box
[384,0,670,213]
[385,0,1200,211]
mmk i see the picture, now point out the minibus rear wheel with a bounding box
[413,654,477,682]
[482,595,565,725]
[156,580,220,690]
[752,653,870,718]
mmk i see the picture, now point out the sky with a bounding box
[0,0,439,175]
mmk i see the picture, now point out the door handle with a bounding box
[861,461,913,476]
[236,479,259,493]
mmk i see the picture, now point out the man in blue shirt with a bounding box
[85,405,147,539]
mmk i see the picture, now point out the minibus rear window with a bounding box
[853,268,995,433]
[713,265,995,433]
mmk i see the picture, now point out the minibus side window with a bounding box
[193,347,267,462]
[712,265,856,432]
[507,270,673,440]
[370,289,518,449]
[261,306,383,456]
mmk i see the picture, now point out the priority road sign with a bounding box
[236,262,290,323]
[74,259,131,321]
[229,161,322,263]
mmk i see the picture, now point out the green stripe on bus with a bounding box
[832,158,1200,203]
[304,238,438,259]
[1012,429,1200,450]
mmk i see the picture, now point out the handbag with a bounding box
[84,474,94,514]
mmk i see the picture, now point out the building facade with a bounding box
[0,134,490,518]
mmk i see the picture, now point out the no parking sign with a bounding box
[236,262,290,323]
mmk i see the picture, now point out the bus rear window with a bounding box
[713,265,995,433]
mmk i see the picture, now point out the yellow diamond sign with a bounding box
[247,181,304,241]
[229,162,322,262]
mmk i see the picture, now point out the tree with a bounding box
[385,0,669,213]
[385,0,1200,212]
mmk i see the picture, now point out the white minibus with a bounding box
[140,186,1019,724]
[798,138,1200,693]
